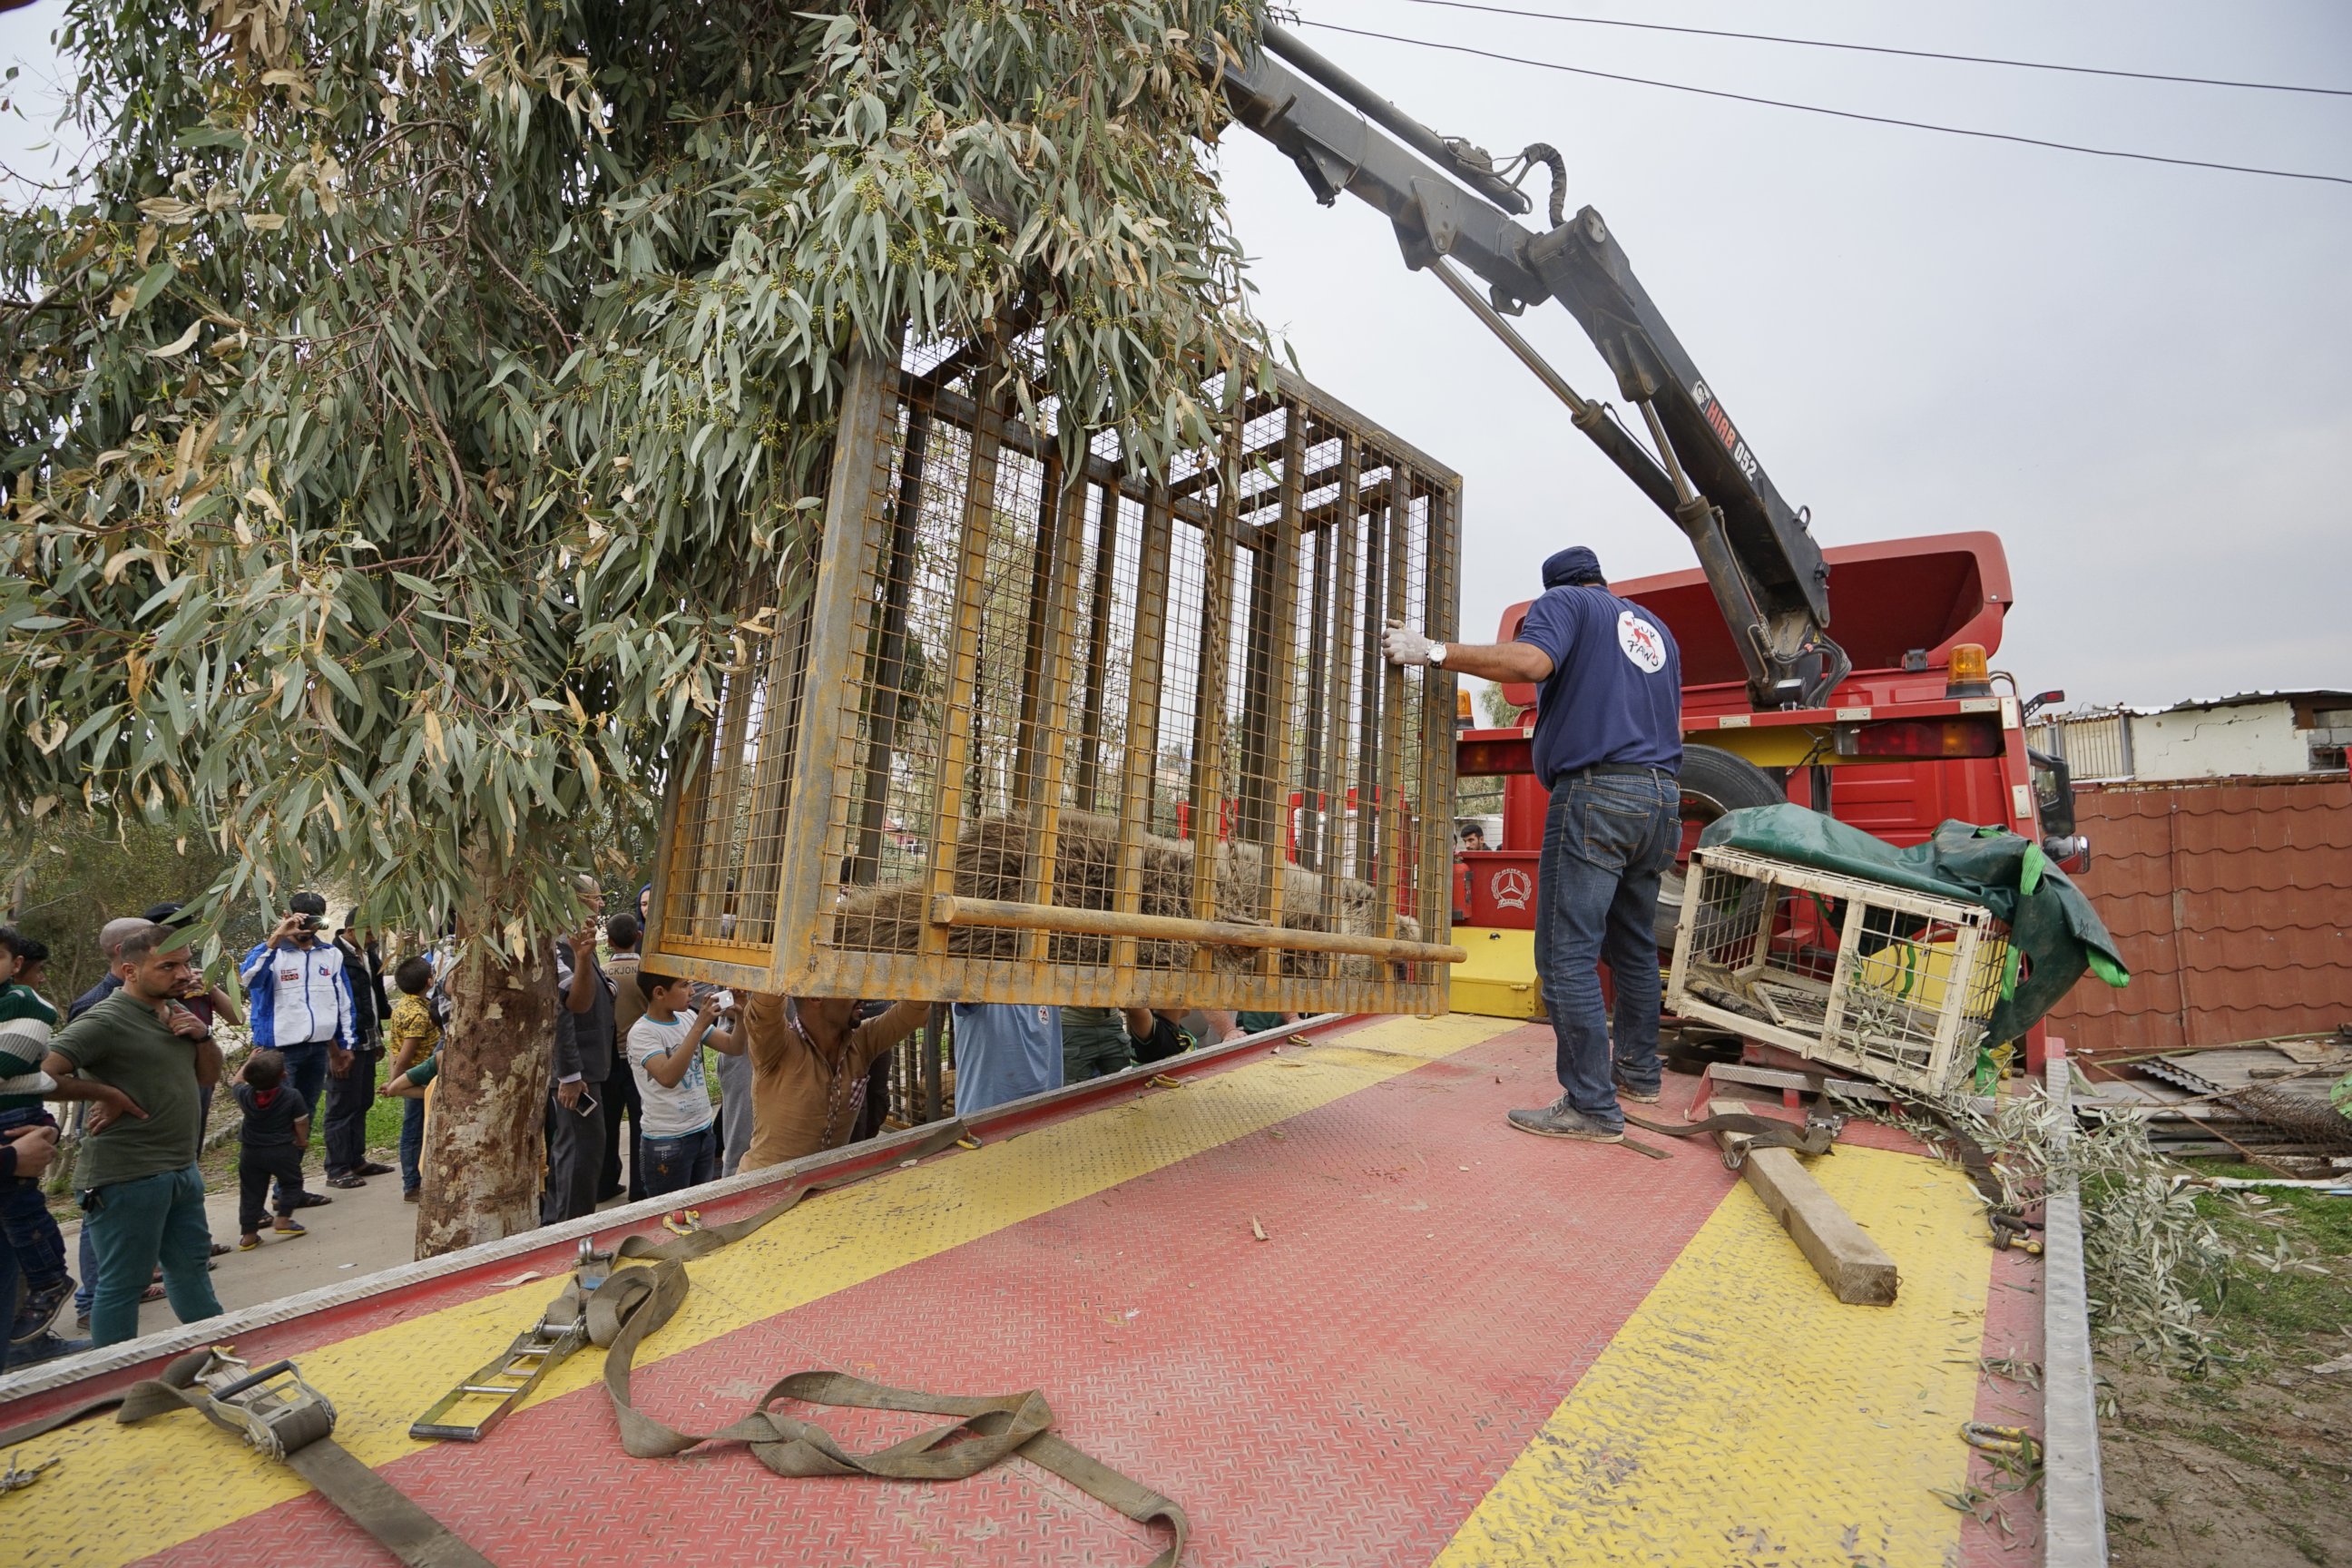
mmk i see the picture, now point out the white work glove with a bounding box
[1381,622,1432,667]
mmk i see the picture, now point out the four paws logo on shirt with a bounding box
[1617,610,1668,673]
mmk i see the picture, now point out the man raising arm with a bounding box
[237,891,353,1197]
[1378,627,1556,687]
[544,877,617,1224]
[737,995,929,1171]
[1384,544,1683,1144]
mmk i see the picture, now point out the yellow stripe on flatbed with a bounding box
[8,1014,1514,1568]
[1430,1143,1994,1567]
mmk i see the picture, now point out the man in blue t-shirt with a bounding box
[950,1003,1063,1116]
[1384,545,1681,1142]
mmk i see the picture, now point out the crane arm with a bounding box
[1215,26,1850,708]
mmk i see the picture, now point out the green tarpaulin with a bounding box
[1695,805,2129,1047]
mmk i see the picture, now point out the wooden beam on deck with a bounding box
[1710,1098,1899,1308]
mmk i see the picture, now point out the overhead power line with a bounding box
[1297,21,2352,188]
[1394,0,2352,98]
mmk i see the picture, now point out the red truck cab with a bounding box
[1451,532,2077,1055]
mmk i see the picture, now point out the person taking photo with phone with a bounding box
[623,975,740,1200]
[237,891,357,1196]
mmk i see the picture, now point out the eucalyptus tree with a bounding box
[1,0,1266,1252]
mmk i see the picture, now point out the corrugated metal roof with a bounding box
[2046,776,2352,1056]
[2046,690,2352,720]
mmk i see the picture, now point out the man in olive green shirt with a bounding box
[43,921,225,1346]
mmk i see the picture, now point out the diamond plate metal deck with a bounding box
[2,1014,2036,1568]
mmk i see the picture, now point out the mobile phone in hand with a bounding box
[573,1092,600,1119]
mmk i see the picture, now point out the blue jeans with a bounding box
[85,1164,222,1347]
[276,1041,330,1200]
[74,1226,95,1318]
[399,1094,425,1193]
[3,1171,69,1293]
[1534,767,1681,1129]
[0,1212,21,1367]
[638,1126,716,1200]
[0,1107,69,1302]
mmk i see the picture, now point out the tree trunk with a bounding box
[416,867,558,1259]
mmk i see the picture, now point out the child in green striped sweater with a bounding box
[0,927,77,1351]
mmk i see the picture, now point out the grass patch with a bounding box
[2186,1420,2306,1481]
[2181,1162,2352,1377]
[2283,1520,2330,1567]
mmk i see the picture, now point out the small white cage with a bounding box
[1664,845,2013,1097]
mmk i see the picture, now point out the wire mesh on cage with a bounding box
[644,338,1465,1014]
[1665,845,2013,1097]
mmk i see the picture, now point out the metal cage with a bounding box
[643,341,1463,1013]
[1664,846,2012,1096]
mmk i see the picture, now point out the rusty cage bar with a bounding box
[643,339,1462,1013]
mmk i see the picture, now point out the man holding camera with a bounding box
[238,891,358,1194]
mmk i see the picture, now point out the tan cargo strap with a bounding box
[1624,1110,1840,1167]
[529,1116,1190,1568]
[0,1348,492,1568]
[3,1117,1189,1568]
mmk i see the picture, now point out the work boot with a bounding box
[1612,1073,1662,1105]
[1506,1096,1623,1142]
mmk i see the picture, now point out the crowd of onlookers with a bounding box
[0,877,1297,1374]
[0,895,411,1370]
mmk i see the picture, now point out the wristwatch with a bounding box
[1425,642,1447,666]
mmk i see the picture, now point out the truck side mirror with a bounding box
[2026,745,2083,869]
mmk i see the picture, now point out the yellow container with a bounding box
[1852,936,2000,1014]
[1448,926,1546,1020]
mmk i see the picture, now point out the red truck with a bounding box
[1451,529,2081,1065]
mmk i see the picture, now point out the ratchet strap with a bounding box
[0,1348,491,1568]
[1625,1110,1839,1159]
[1915,1108,2043,1250]
[579,1260,1188,1568]
[0,1116,1188,1568]
[526,1114,1189,1568]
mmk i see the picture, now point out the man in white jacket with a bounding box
[238,891,355,1196]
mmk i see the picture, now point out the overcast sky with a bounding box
[5,0,2346,710]
[1222,0,2351,710]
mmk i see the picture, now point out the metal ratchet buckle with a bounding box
[573,1237,617,1295]
[197,1349,338,1459]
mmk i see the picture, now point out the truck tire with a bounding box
[1653,744,1787,947]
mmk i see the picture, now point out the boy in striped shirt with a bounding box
[0,927,77,1352]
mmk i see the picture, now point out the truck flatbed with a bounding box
[0,1013,2063,1566]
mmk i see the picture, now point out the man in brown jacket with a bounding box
[737,995,928,1171]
